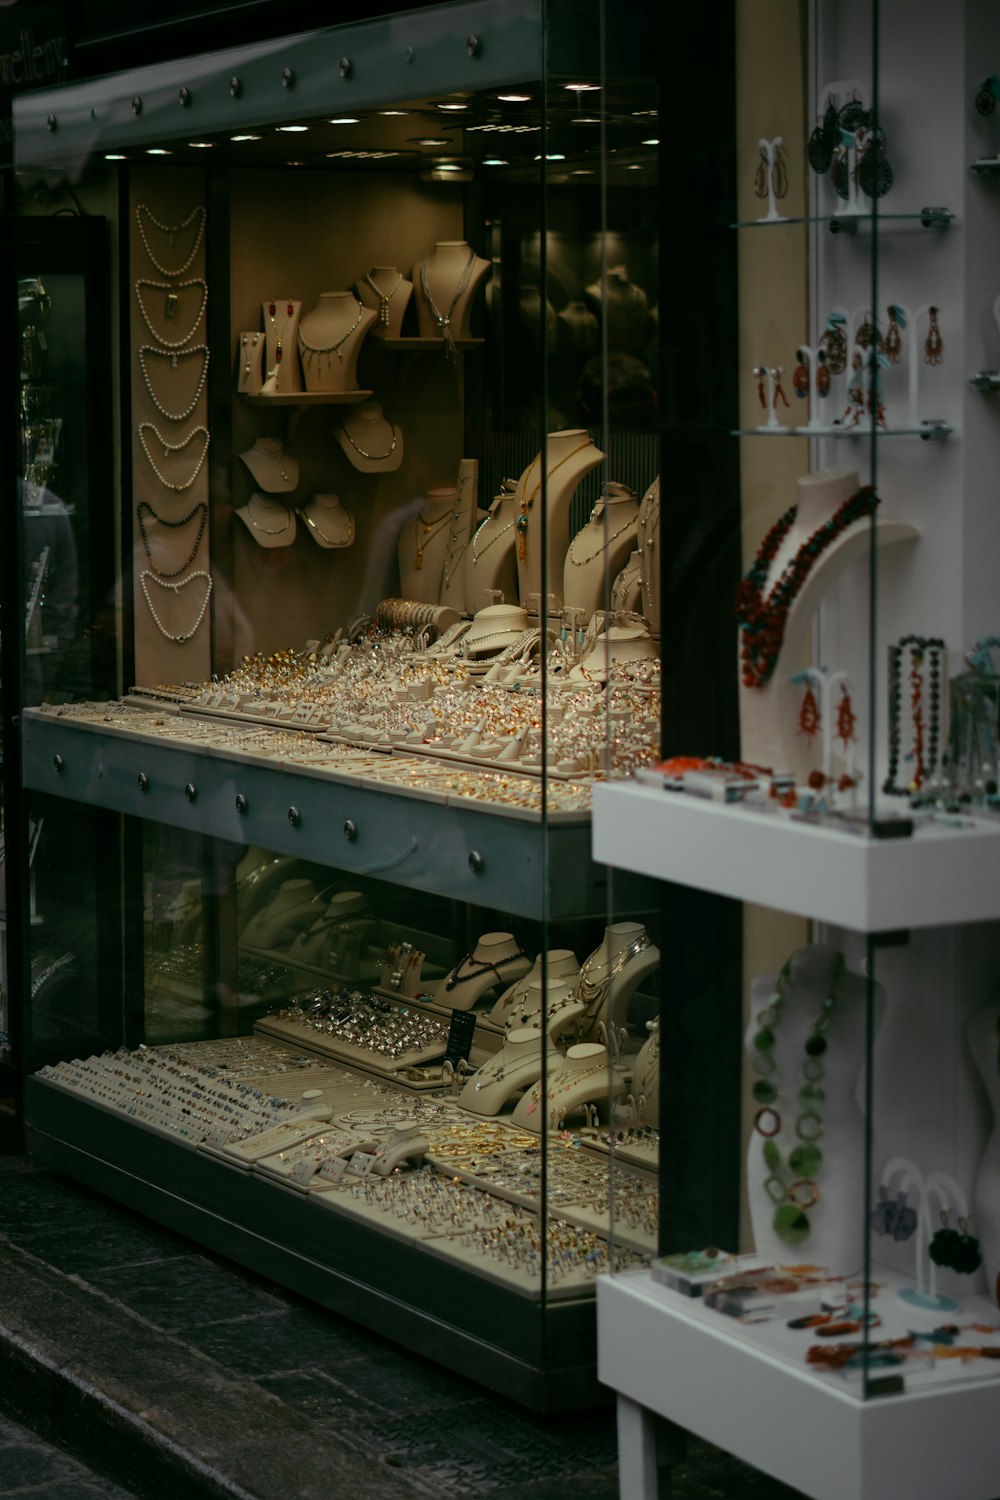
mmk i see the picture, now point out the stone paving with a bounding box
[0,1156,805,1499]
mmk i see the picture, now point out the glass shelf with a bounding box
[733,421,953,440]
[969,159,1000,178]
[732,207,954,232]
[969,371,1000,392]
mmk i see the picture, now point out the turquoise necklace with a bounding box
[751,952,845,1247]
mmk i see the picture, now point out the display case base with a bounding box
[24,1076,601,1412]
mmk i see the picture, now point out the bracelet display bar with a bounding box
[598,1270,1000,1500]
[592,780,1000,932]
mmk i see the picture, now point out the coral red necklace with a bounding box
[735,486,878,689]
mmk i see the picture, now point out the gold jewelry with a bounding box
[517,439,592,561]
[364,269,403,326]
[247,494,291,535]
[298,298,365,365]
[414,509,453,569]
[300,508,355,547]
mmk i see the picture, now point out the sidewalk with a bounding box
[0,1156,803,1499]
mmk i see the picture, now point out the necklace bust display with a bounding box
[563,482,640,621]
[297,292,376,393]
[412,240,490,350]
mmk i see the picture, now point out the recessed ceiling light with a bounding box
[571,116,601,125]
[468,122,539,134]
[328,117,360,125]
[105,152,126,160]
[642,137,659,146]
[497,92,532,103]
[277,124,309,133]
[625,164,642,170]
[409,136,450,146]
[437,102,470,111]
[231,133,261,142]
[564,82,600,92]
[571,169,594,175]
[632,109,657,117]
[146,148,171,155]
[189,141,213,149]
[327,149,401,160]
[484,157,508,166]
[535,153,566,161]
[378,109,410,117]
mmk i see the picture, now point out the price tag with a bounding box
[444,1010,477,1067]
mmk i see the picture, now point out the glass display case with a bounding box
[7,0,664,1409]
[595,1,1000,1496]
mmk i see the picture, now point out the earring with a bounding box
[754,366,768,410]
[857,128,894,199]
[975,75,1000,116]
[793,351,809,399]
[753,145,768,200]
[924,306,944,366]
[771,143,788,200]
[954,1217,983,1274]
[929,1210,961,1271]
[885,305,904,364]
[815,348,830,398]
[857,314,882,353]
[836,684,857,749]
[771,367,789,409]
[822,314,847,375]
[797,682,821,745]
[808,99,839,175]
[838,92,869,134]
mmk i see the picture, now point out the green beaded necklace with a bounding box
[751,951,845,1247]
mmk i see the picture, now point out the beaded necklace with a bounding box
[751,952,845,1248]
[140,569,212,644]
[339,416,398,461]
[884,636,944,795]
[136,500,208,578]
[364,269,403,326]
[138,344,210,423]
[735,486,878,688]
[577,932,650,1020]
[444,946,528,992]
[137,422,210,492]
[134,278,207,349]
[134,204,205,279]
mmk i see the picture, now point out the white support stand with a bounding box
[756,136,787,223]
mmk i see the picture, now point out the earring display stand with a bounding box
[261,298,303,394]
[236,331,264,394]
[756,136,788,222]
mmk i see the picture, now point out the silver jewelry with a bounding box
[364,269,403,326]
[298,298,365,364]
[420,248,476,355]
[577,933,651,1018]
[139,569,212,643]
[567,513,635,568]
[339,417,398,461]
[137,422,210,492]
[134,204,206,279]
[471,514,517,565]
[138,344,210,423]
[247,495,291,535]
[242,332,260,374]
[134,278,208,349]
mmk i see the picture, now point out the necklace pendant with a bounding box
[170,353,178,369]
[415,544,424,570]
[379,297,390,324]
[164,290,178,320]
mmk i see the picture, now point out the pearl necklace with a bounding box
[134,204,205,279]
[339,416,398,461]
[364,269,403,326]
[134,278,207,349]
[298,298,364,364]
[138,344,210,423]
[300,508,355,547]
[136,500,208,578]
[247,494,291,535]
[137,422,210,492]
[140,569,212,643]
[567,510,636,567]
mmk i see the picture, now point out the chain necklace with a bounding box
[517,439,592,561]
[138,344,210,423]
[300,507,355,547]
[420,248,476,355]
[638,481,660,609]
[441,530,468,592]
[247,495,291,535]
[577,933,651,1018]
[140,569,212,643]
[414,509,453,570]
[134,204,205,279]
[473,1045,541,1093]
[339,416,398,461]
[567,509,636,567]
[267,300,295,374]
[298,298,364,365]
[137,422,210,492]
[134,278,207,350]
[472,512,517,565]
[136,500,208,578]
[364,269,403,326]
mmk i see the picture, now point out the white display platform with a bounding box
[592,781,1000,932]
[597,1271,1000,1500]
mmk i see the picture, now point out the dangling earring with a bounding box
[753,144,768,200]
[885,304,904,364]
[771,143,788,200]
[836,684,857,750]
[755,366,768,410]
[797,682,821,746]
[815,348,830,398]
[516,498,530,561]
[822,314,847,375]
[857,313,882,352]
[924,306,943,366]
[793,350,809,399]
[771,367,789,409]
[808,99,839,174]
